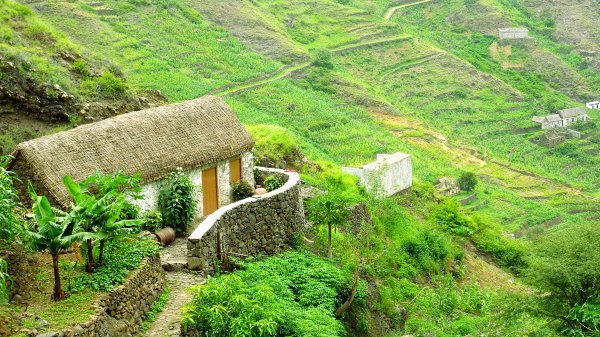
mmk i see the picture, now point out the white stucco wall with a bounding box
[342,153,412,197]
[242,152,255,187]
[129,151,254,220]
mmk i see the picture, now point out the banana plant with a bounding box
[94,193,143,266]
[26,183,94,301]
[64,176,99,272]
[64,176,142,268]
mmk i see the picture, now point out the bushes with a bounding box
[232,180,253,201]
[142,210,163,232]
[80,71,128,99]
[458,172,478,191]
[312,49,334,69]
[182,251,355,337]
[72,235,159,291]
[265,175,284,192]
[0,158,23,243]
[158,169,197,234]
[246,124,303,170]
[430,199,475,236]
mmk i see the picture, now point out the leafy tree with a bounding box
[26,184,93,300]
[308,194,350,258]
[526,223,600,335]
[158,169,197,234]
[458,172,478,192]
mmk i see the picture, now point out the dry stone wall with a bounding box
[187,168,306,272]
[33,255,165,337]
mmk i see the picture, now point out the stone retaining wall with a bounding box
[36,255,165,337]
[187,168,306,273]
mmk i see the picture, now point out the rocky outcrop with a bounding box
[0,57,77,121]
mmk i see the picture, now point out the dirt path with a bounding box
[143,272,205,337]
[383,0,434,21]
[211,0,430,98]
[215,35,413,97]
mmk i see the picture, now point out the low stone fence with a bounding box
[187,168,306,273]
[36,255,165,337]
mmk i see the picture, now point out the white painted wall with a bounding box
[342,152,412,197]
[130,151,254,220]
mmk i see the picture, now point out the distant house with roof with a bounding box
[8,96,255,218]
[532,107,592,129]
[586,101,600,110]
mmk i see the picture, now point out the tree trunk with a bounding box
[85,239,94,272]
[98,240,106,267]
[51,253,66,301]
[335,267,360,317]
[327,223,333,258]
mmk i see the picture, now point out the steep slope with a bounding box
[0,0,156,154]
[524,0,600,69]
[6,0,600,335]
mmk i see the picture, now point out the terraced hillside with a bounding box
[11,0,599,243]
[5,0,600,335]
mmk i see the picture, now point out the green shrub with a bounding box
[0,258,9,303]
[142,210,163,232]
[232,180,253,201]
[158,169,197,234]
[0,158,23,242]
[182,251,353,337]
[458,172,478,192]
[72,59,91,77]
[264,175,284,192]
[312,49,334,69]
[246,125,303,169]
[430,199,475,236]
[80,71,128,99]
[119,202,140,221]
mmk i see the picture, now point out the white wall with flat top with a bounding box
[342,152,412,197]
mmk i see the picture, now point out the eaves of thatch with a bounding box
[8,96,254,207]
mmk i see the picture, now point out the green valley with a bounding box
[1,0,600,336]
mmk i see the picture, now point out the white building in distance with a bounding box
[499,28,530,40]
[342,153,412,197]
[532,107,592,129]
[586,101,600,110]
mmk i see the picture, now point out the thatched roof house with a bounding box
[8,96,254,210]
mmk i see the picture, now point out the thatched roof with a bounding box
[8,96,253,207]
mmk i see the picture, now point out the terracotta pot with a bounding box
[254,187,267,195]
[154,227,176,246]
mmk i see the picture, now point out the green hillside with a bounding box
[4,0,600,335]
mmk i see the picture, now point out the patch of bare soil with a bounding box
[462,244,524,293]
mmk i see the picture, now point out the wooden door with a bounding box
[230,158,242,183]
[202,167,218,216]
